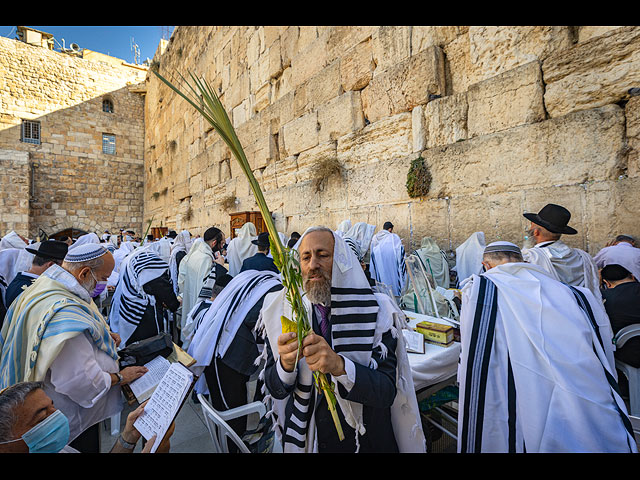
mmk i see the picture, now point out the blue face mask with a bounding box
[21,409,70,453]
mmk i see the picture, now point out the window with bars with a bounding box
[102,98,114,113]
[102,134,116,155]
[21,120,41,144]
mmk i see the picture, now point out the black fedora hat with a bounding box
[252,232,270,248]
[25,240,69,260]
[523,204,577,235]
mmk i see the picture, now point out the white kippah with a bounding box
[484,241,521,255]
[64,244,108,263]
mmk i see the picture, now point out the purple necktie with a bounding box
[316,304,330,339]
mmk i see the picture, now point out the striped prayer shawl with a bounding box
[0,275,118,387]
[458,264,637,453]
[281,284,380,451]
[108,249,169,346]
[459,275,498,453]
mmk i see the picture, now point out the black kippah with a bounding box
[203,227,222,242]
[601,264,632,281]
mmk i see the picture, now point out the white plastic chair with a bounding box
[614,324,640,416]
[197,393,266,453]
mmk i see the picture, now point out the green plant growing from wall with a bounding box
[406,156,432,198]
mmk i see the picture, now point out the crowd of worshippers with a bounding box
[0,201,638,453]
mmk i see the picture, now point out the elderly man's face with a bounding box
[299,230,334,305]
[73,252,115,292]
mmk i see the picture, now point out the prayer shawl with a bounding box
[455,231,485,285]
[522,240,601,301]
[0,231,27,251]
[256,229,425,453]
[178,239,214,332]
[67,232,100,251]
[593,241,640,283]
[169,231,192,295]
[344,222,376,261]
[0,249,30,305]
[227,222,258,277]
[188,269,282,396]
[370,230,407,296]
[108,246,169,347]
[335,219,352,238]
[112,241,137,274]
[414,237,450,289]
[457,262,636,453]
[0,264,118,387]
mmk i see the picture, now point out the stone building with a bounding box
[0,26,148,240]
[145,26,640,257]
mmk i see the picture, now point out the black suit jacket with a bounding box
[264,305,399,453]
[240,252,279,274]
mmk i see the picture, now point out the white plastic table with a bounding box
[402,310,461,393]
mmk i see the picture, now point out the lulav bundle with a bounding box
[151,68,344,442]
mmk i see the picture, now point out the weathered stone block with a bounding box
[340,38,374,92]
[424,105,626,198]
[424,93,468,148]
[317,91,365,144]
[467,61,546,138]
[337,112,413,167]
[543,26,640,118]
[361,47,445,124]
[281,111,319,157]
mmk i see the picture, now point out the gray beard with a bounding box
[303,272,332,306]
[523,229,536,250]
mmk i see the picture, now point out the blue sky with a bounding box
[0,26,173,65]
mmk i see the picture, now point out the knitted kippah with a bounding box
[64,244,108,263]
[484,241,522,255]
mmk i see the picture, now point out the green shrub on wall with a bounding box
[406,157,431,198]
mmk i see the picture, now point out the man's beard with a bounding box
[303,268,332,306]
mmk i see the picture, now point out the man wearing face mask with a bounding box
[0,244,147,453]
[0,381,174,453]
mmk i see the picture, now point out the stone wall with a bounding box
[144,26,640,255]
[0,35,147,239]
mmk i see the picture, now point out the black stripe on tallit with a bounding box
[507,355,517,453]
[569,286,635,451]
[460,275,498,453]
[332,329,376,339]
[331,287,375,296]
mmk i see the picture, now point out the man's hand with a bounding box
[110,332,121,348]
[302,333,345,376]
[277,332,301,372]
[141,422,175,453]
[119,366,148,385]
[121,400,148,446]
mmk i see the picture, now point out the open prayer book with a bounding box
[123,343,196,404]
[133,362,196,453]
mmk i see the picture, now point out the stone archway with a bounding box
[48,227,89,241]
[36,216,101,241]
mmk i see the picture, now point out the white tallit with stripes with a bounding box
[257,228,425,453]
[187,269,282,396]
[107,245,169,347]
[370,229,407,296]
[457,262,637,453]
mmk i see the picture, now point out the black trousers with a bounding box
[204,358,250,453]
[69,423,100,453]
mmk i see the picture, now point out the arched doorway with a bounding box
[49,228,89,241]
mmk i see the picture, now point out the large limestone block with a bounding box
[281,111,319,157]
[467,61,546,138]
[361,47,445,124]
[317,91,365,144]
[340,38,375,92]
[411,26,468,52]
[326,26,375,63]
[371,26,411,75]
[289,35,328,88]
[337,112,412,168]
[543,26,640,118]
[423,105,626,198]
[425,93,468,148]
[345,154,413,209]
[293,60,342,117]
[626,96,640,178]
[409,197,451,252]
[449,190,526,249]
[468,26,574,86]
[578,26,622,44]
